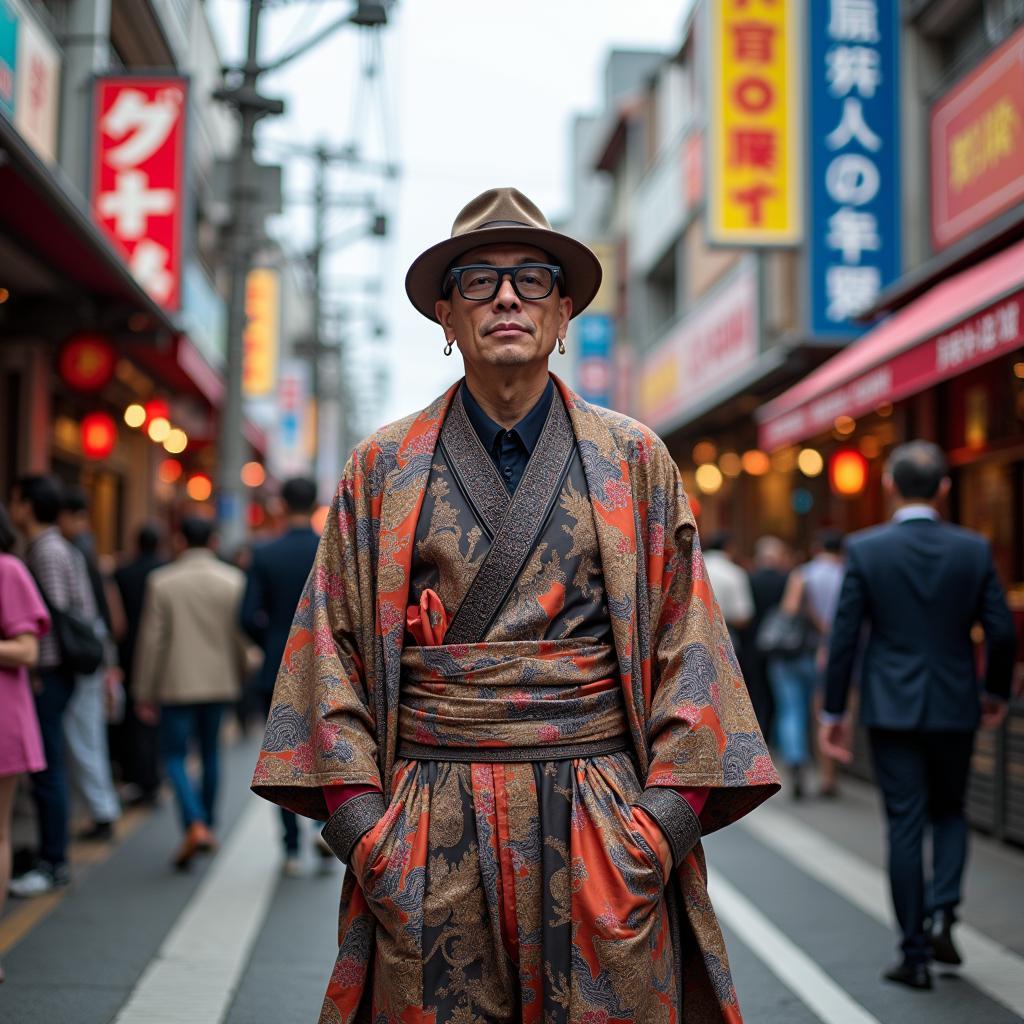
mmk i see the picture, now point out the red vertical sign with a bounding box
[91,76,188,311]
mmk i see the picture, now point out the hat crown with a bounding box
[451,187,551,239]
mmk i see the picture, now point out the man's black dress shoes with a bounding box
[931,911,963,966]
[884,960,933,990]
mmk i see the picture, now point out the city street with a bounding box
[1,735,1022,1024]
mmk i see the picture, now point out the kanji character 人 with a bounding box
[96,169,176,239]
[826,45,881,98]
[730,182,776,225]
[730,129,777,169]
[826,265,880,321]
[827,207,881,263]
[826,97,882,151]
[103,87,182,168]
[828,0,880,43]
[731,22,776,63]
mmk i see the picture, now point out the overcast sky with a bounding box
[209,0,692,429]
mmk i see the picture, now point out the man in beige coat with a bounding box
[135,517,248,867]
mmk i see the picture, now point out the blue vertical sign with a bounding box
[0,0,17,120]
[575,314,614,407]
[808,0,901,337]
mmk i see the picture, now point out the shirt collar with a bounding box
[460,377,554,455]
[893,504,940,523]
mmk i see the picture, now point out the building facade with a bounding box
[0,0,285,553]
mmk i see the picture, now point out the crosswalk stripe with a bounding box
[739,804,1024,1019]
[709,869,884,1024]
[111,799,278,1024]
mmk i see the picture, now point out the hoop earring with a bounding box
[444,339,453,356]
[557,337,566,355]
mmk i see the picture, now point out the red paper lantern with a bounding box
[58,333,116,392]
[829,450,869,496]
[81,412,117,460]
[144,398,170,427]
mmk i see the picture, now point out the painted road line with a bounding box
[709,868,884,1024]
[741,805,1024,1019]
[111,798,278,1024]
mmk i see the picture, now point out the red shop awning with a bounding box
[758,237,1024,450]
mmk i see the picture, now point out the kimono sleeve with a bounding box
[251,463,384,827]
[638,450,779,855]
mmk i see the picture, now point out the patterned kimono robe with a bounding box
[252,375,779,1024]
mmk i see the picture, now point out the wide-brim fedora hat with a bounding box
[405,187,603,322]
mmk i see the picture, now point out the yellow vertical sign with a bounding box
[243,268,279,397]
[708,0,802,245]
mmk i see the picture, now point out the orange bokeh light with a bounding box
[241,461,266,488]
[830,450,869,496]
[158,458,183,484]
[741,449,771,476]
[311,505,330,535]
[186,473,213,502]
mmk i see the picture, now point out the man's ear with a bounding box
[435,299,455,341]
[937,477,952,501]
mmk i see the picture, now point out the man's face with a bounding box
[434,244,572,374]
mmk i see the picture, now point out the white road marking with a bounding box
[709,869,884,1024]
[740,804,1024,1019]
[112,799,279,1024]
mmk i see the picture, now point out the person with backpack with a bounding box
[7,475,101,897]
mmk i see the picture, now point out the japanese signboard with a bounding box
[760,290,1023,450]
[13,6,60,164]
[243,268,280,398]
[273,360,313,478]
[0,1,15,119]
[808,0,901,337]
[931,24,1024,250]
[708,0,802,245]
[638,258,760,432]
[574,315,614,407]
[91,76,188,310]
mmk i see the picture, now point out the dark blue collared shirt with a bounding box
[461,377,554,493]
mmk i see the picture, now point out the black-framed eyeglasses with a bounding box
[443,263,564,303]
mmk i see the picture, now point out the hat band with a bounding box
[468,219,535,231]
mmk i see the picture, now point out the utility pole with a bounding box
[214,0,283,554]
[214,0,391,554]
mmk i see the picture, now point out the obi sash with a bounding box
[397,639,629,762]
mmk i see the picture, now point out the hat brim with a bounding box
[405,225,603,322]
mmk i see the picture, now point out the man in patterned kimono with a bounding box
[252,188,779,1024]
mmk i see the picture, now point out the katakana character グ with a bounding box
[103,87,182,168]
[826,97,882,151]
[826,265,880,321]
[826,45,881,98]
[827,207,881,264]
[828,0,880,43]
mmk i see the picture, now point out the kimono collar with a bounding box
[460,377,554,457]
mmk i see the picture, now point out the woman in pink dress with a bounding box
[0,500,50,983]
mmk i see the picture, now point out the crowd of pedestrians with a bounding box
[0,473,325,986]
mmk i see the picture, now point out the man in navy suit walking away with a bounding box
[820,441,1016,991]
[241,477,322,875]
